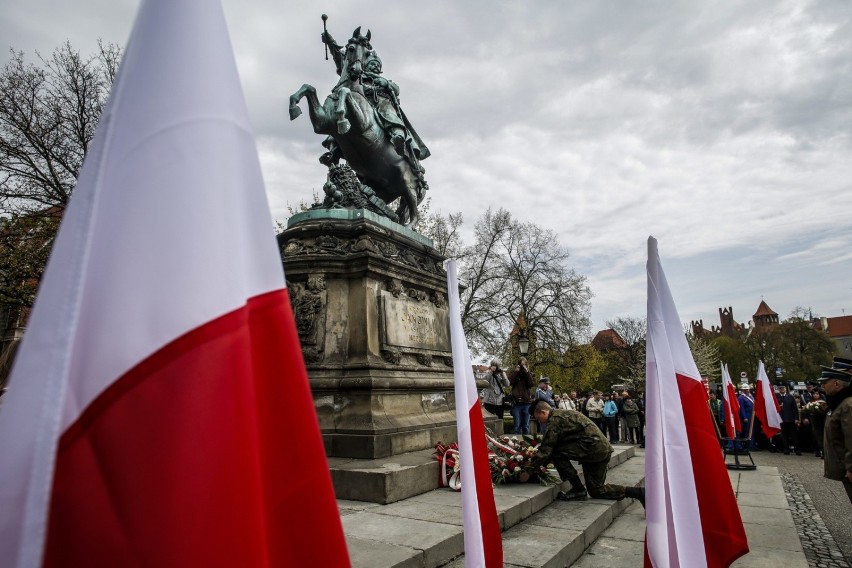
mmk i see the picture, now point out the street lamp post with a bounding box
[518,331,529,357]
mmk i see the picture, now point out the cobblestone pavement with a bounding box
[782,473,849,568]
[749,451,851,566]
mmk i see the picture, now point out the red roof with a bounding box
[592,329,628,350]
[753,300,777,318]
[826,316,852,338]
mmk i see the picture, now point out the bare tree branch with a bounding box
[0,42,120,307]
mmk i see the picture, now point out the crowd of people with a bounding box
[482,355,852,503]
[711,377,830,457]
[482,359,646,445]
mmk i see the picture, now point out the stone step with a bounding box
[328,448,439,504]
[570,464,810,568]
[327,417,503,505]
[440,451,645,568]
[338,445,641,568]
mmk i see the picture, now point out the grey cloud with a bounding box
[3,0,851,332]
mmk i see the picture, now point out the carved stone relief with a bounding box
[383,278,445,309]
[381,348,402,365]
[378,289,451,366]
[282,233,444,275]
[288,274,327,363]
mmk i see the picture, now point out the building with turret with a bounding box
[690,301,777,339]
[752,300,779,333]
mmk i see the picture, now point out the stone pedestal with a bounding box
[279,210,497,502]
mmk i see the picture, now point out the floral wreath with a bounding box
[433,430,560,491]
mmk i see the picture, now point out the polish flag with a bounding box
[0,1,350,566]
[754,361,782,439]
[445,260,503,568]
[720,363,742,439]
[645,237,748,568]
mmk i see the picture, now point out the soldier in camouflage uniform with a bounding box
[528,400,645,505]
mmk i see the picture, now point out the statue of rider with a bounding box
[320,30,430,172]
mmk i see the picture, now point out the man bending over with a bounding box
[527,400,645,506]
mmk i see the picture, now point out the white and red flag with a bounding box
[720,363,742,439]
[754,361,782,439]
[445,260,503,568]
[645,237,748,568]
[0,1,350,566]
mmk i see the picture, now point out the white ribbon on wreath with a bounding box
[440,448,462,491]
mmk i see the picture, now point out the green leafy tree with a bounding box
[712,334,751,380]
[712,307,835,384]
[743,330,784,382]
[771,308,836,382]
[536,344,607,395]
[0,213,59,307]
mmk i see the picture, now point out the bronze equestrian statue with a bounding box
[288,20,429,227]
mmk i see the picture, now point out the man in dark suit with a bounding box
[737,385,756,450]
[776,385,801,455]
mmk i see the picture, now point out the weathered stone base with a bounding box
[328,449,439,504]
[280,209,495,502]
[325,423,460,460]
[328,415,501,504]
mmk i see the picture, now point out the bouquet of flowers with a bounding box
[433,432,560,491]
[804,400,828,415]
[486,433,560,486]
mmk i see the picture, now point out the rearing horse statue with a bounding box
[288,27,427,227]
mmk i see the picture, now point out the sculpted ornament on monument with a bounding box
[289,16,430,227]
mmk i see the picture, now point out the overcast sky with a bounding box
[3,0,851,336]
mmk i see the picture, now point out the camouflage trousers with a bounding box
[553,455,626,501]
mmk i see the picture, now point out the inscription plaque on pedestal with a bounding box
[380,291,450,353]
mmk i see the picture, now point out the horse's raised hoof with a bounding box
[337,119,351,134]
[288,105,302,120]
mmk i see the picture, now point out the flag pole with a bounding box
[747,404,756,441]
[708,401,723,440]
[644,236,749,566]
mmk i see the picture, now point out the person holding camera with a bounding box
[509,357,535,434]
[481,359,510,419]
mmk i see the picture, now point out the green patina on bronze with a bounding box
[289,16,430,228]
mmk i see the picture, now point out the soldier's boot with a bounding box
[557,486,588,502]
[625,486,646,509]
